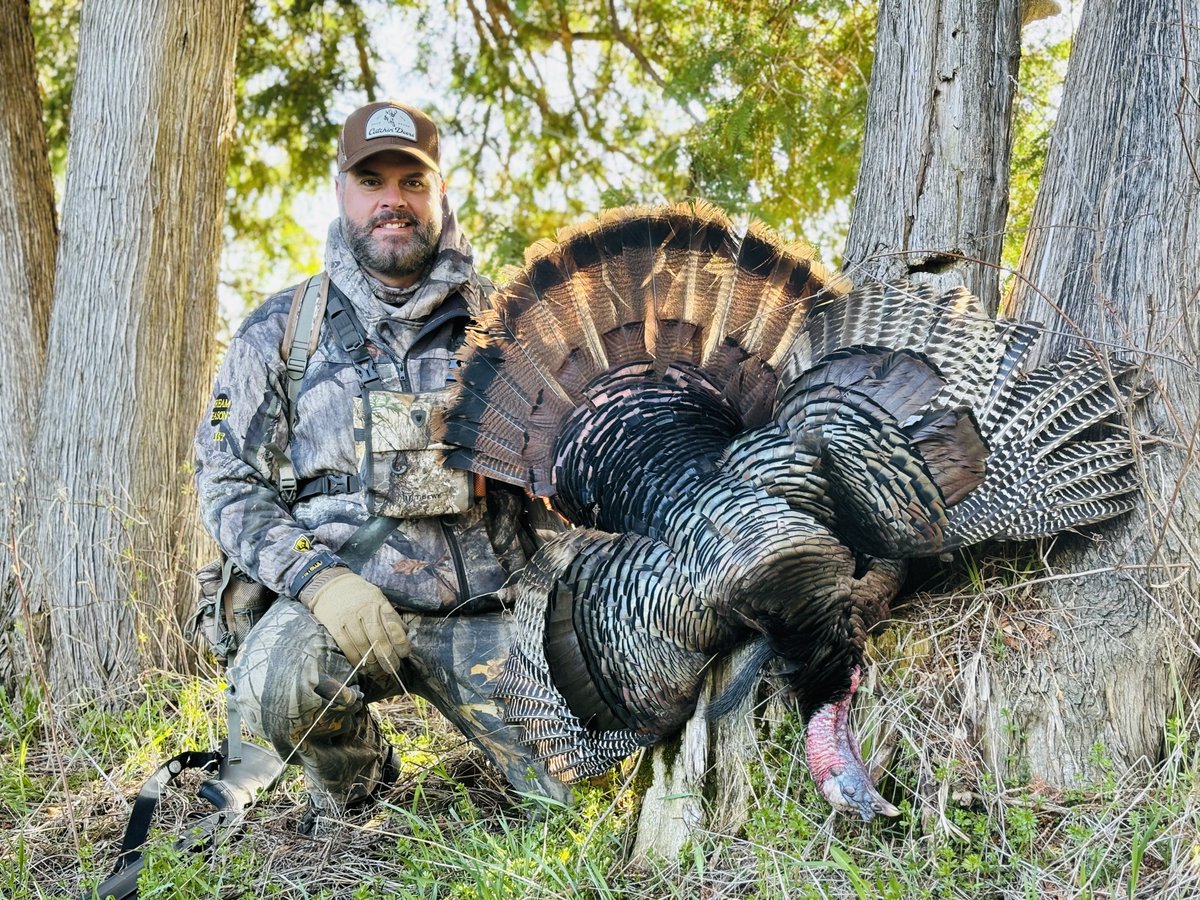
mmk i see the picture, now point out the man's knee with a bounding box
[228,599,364,750]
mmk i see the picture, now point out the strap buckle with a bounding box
[353,360,382,387]
[325,473,355,494]
[278,466,298,504]
[328,307,365,352]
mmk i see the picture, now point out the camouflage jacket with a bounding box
[195,208,533,613]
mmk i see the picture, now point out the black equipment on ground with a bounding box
[79,740,284,900]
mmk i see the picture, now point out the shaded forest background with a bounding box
[6,0,1194,781]
[3,0,1176,769]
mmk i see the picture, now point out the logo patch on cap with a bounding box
[365,107,417,142]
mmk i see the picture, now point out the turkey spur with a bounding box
[439,202,1142,821]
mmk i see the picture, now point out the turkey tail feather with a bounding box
[442,203,847,515]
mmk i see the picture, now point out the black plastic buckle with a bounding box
[353,359,382,387]
[325,473,354,494]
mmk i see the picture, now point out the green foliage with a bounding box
[134,838,261,900]
[433,0,875,270]
[30,1,1068,302]
[0,681,44,816]
[351,788,634,899]
[737,720,1200,899]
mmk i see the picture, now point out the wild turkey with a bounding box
[440,202,1143,820]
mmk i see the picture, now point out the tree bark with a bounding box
[30,0,243,704]
[0,0,58,686]
[842,0,1023,313]
[0,0,57,352]
[964,0,1200,785]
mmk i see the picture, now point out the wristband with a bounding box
[288,550,344,597]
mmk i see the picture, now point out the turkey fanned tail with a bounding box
[442,201,849,524]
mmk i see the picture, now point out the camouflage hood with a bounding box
[324,193,480,331]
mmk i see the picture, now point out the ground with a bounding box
[6,574,1200,899]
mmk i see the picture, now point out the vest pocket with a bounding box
[355,387,472,518]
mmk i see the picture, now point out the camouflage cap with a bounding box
[337,101,440,174]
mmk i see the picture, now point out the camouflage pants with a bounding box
[228,598,569,812]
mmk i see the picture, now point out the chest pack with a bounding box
[275,272,474,519]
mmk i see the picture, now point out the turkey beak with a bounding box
[860,787,901,821]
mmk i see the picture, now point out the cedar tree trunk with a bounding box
[27,0,242,705]
[963,0,1200,786]
[842,0,1023,312]
[0,0,58,685]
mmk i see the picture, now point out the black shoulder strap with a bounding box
[324,279,383,389]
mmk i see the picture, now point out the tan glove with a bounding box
[299,568,411,678]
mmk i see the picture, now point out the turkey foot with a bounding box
[804,667,900,821]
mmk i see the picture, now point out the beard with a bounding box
[342,209,443,280]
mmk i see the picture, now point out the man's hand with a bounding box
[299,568,411,679]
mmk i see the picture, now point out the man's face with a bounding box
[336,150,445,288]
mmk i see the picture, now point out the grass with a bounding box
[5,574,1200,899]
